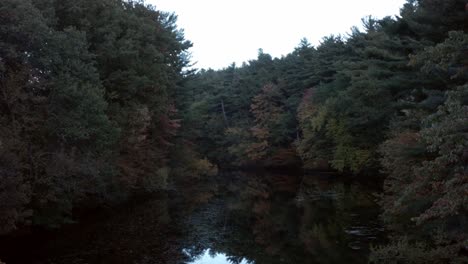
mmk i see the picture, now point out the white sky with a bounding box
[148,0,407,70]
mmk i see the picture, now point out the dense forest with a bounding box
[0,0,467,263]
[0,0,196,232]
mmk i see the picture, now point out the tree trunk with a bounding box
[221,99,228,125]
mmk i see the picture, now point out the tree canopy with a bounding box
[0,0,466,262]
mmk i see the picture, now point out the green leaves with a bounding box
[0,0,190,232]
[374,3,468,260]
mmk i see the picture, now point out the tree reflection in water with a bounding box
[178,171,383,264]
[0,171,383,264]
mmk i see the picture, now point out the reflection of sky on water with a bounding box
[185,249,253,264]
[0,171,384,264]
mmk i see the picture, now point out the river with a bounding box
[0,171,384,264]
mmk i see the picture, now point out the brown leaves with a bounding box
[250,83,283,126]
[245,141,269,161]
[250,126,269,140]
[297,88,317,124]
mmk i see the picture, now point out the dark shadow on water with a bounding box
[0,171,385,264]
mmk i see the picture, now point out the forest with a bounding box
[0,0,467,263]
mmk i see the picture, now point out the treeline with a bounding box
[0,0,206,234]
[0,0,467,262]
[178,0,468,262]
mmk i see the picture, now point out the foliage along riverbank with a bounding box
[0,0,207,234]
[0,171,384,264]
[0,0,467,263]
[176,0,468,262]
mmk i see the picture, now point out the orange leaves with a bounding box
[250,126,269,140]
[244,83,285,162]
[246,140,269,161]
[297,88,317,124]
[191,158,218,177]
[250,83,283,126]
[119,104,182,189]
[158,104,182,139]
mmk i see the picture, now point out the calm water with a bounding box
[0,171,384,264]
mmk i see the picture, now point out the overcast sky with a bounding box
[148,0,407,70]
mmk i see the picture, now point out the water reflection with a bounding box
[0,171,384,264]
[177,172,383,264]
[185,249,253,264]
